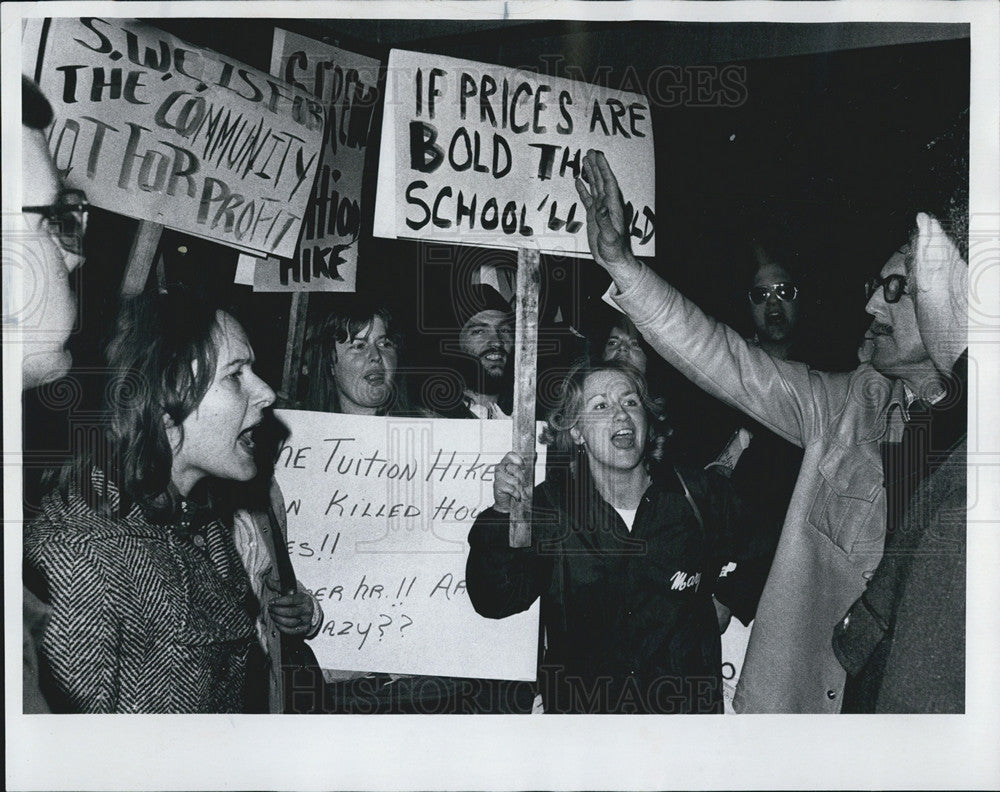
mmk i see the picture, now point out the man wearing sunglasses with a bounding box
[746,261,801,362]
[9,76,87,388]
[574,134,967,713]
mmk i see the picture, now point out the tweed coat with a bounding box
[25,470,255,713]
[610,264,904,712]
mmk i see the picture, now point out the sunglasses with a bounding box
[748,282,798,305]
[22,189,89,256]
[865,273,909,304]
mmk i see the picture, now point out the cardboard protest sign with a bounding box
[272,410,543,680]
[373,49,655,258]
[30,18,324,258]
[250,30,380,291]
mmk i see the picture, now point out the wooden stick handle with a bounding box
[120,220,163,296]
[510,247,541,548]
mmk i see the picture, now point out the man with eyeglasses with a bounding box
[574,130,967,713]
[9,77,89,714]
[832,209,968,710]
[8,76,87,388]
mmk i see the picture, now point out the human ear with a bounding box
[162,413,182,452]
[912,212,967,375]
[570,426,584,446]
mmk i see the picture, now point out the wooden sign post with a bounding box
[509,247,541,548]
[282,291,310,403]
[120,220,163,296]
[371,49,656,547]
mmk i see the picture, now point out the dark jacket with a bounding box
[466,460,762,713]
[833,353,967,713]
[24,470,255,713]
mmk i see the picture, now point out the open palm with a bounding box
[575,150,631,268]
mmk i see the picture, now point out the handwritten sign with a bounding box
[32,18,325,257]
[250,30,380,291]
[373,49,655,258]
[272,410,543,680]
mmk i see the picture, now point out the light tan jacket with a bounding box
[611,263,906,712]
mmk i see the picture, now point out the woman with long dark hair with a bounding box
[467,360,762,713]
[25,290,278,712]
[308,302,421,416]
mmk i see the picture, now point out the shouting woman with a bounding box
[466,360,763,713]
[25,290,280,712]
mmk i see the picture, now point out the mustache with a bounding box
[870,321,893,336]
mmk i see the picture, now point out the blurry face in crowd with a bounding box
[168,312,276,495]
[750,261,800,345]
[14,127,86,387]
[570,369,648,476]
[602,325,647,374]
[331,316,398,414]
[863,249,932,379]
[459,309,514,384]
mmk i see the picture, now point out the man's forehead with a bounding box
[463,309,512,329]
[880,249,907,277]
[22,128,61,205]
[753,262,792,286]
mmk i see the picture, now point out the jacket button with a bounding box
[826,689,837,700]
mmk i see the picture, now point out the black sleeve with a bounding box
[466,496,554,620]
[698,468,770,625]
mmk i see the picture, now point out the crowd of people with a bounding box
[16,74,969,715]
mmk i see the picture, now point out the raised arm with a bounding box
[466,452,552,618]
[576,150,850,446]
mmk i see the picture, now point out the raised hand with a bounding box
[575,150,633,270]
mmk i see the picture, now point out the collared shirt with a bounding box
[462,389,509,419]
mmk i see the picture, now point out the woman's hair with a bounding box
[58,289,224,519]
[540,358,670,468]
[313,302,413,415]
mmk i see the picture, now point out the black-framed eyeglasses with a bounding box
[865,273,908,304]
[22,189,89,255]
[748,282,798,305]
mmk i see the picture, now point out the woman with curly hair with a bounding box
[24,290,285,712]
[466,359,763,713]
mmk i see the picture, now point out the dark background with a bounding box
[25,18,970,488]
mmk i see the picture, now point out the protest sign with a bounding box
[29,17,324,258]
[272,410,543,680]
[373,49,655,258]
[250,30,380,291]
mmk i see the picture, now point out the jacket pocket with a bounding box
[176,560,255,646]
[807,445,883,555]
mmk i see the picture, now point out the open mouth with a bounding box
[610,427,636,449]
[482,351,506,365]
[237,424,257,454]
[363,369,387,385]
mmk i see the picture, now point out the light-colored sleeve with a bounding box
[607,264,852,446]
